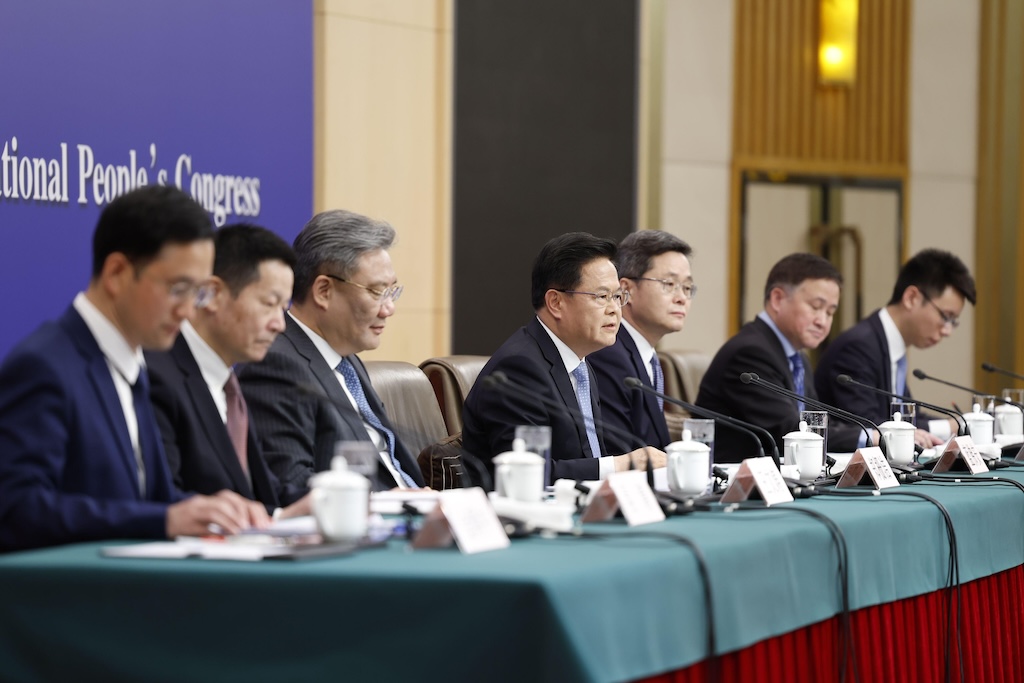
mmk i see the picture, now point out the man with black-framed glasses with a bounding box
[463,232,666,485]
[816,248,976,447]
[589,230,694,449]
[239,210,425,492]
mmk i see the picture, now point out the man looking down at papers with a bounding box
[239,210,425,491]
[815,248,976,449]
[696,253,860,461]
[462,232,666,484]
[0,185,268,552]
[147,224,312,519]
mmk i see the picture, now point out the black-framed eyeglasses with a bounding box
[628,277,698,299]
[552,288,630,307]
[922,293,959,329]
[324,273,403,303]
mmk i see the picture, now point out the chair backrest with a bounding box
[362,361,449,461]
[658,350,713,408]
[419,355,489,435]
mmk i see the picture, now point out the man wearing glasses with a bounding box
[239,210,425,491]
[462,232,666,484]
[589,230,694,449]
[815,249,976,448]
[0,185,268,551]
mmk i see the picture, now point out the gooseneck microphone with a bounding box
[624,377,780,466]
[835,374,969,436]
[981,362,1024,384]
[913,368,1024,412]
[739,372,886,458]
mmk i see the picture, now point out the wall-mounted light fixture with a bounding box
[819,0,858,86]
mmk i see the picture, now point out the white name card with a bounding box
[720,457,794,506]
[836,446,900,489]
[932,435,989,474]
[412,487,510,554]
[580,470,666,526]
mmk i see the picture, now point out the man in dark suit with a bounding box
[148,225,311,517]
[239,210,425,492]
[696,253,859,462]
[0,186,267,552]
[462,232,666,483]
[815,249,976,448]
[589,230,693,449]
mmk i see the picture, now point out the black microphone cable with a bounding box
[809,486,962,683]
[689,498,858,683]
[554,527,719,682]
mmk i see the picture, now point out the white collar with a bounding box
[180,320,232,390]
[289,311,344,370]
[757,310,798,359]
[73,292,144,384]
[878,307,907,364]
[620,319,656,365]
[536,317,587,375]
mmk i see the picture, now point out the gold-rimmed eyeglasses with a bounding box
[325,273,403,303]
[628,277,698,299]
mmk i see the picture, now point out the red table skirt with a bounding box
[637,564,1024,683]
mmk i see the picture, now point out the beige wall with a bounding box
[315,0,452,365]
[655,0,981,410]
[905,0,979,409]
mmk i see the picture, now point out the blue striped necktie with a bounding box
[336,358,417,488]
[572,363,602,458]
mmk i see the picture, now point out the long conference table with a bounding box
[2,468,1024,682]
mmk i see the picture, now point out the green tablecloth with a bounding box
[1,472,1022,683]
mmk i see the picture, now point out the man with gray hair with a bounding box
[239,210,425,491]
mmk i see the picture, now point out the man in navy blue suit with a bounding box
[589,230,694,449]
[462,232,666,484]
[815,249,976,448]
[147,225,311,517]
[696,253,860,461]
[0,185,268,552]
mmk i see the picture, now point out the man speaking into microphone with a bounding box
[696,253,860,461]
[815,249,975,448]
[462,233,665,484]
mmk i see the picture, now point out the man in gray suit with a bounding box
[239,210,425,491]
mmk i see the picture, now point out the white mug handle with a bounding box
[495,463,510,497]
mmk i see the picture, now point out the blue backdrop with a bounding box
[0,0,313,357]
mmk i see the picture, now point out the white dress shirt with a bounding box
[73,292,147,494]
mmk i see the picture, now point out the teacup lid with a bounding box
[878,412,915,431]
[995,402,1022,414]
[783,420,823,441]
[667,438,710,453]
[308,456,369,489]
[962,403,994,421]
[493,438,544,465]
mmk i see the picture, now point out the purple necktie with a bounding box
[224,372,249,473]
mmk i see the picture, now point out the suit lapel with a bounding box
[61,307,141,497]
[172,338,254,497]
[751,318,797,391]
[284,317,367,436]
[620,328,669,444]
[526,319,595,457]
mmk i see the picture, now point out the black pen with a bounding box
[952,402,963,413]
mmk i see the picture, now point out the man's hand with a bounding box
[613,446,667,472]
[277,492,313,520]
[166,490,271,538]
[915,427,945,449]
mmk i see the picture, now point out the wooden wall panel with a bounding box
[732,0,910,176]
